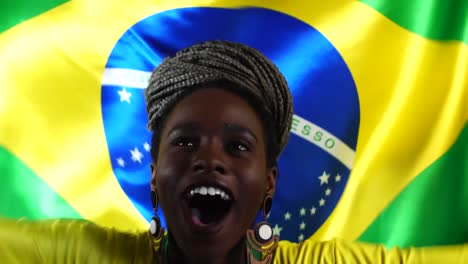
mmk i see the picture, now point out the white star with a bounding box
[130,147,143,163]
[116,157,125,167]
[318,171,330,185]
[335,174,342,182]
[143,142,151,152]
[310,207,316,215]
[272,224,282,236]
[319,198,325,207]
[300,208,306,216]
[284,212,291,220]
[299,221,306,230]
[325,188,331,196]
[298,234,304,242]
[118,88,132,103]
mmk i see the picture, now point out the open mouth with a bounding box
[185,185,233,226]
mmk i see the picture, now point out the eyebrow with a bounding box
[167,122,201,137]
[224,123,258,142]
[166,122,258,142]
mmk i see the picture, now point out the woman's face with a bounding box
[152,87,277,260]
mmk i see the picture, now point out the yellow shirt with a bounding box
[0,218,466,263]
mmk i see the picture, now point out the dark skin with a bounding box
[150,87,277,264]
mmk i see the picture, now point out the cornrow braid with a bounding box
[145,40,293,164]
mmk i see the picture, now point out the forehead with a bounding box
[161,87,265,137]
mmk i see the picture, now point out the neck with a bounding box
[165,233,246,264]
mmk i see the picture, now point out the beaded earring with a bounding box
[245,195,279,264]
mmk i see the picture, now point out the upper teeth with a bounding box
[189,186,231,200]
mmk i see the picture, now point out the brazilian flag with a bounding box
[0,0,467,247]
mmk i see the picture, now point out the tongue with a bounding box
[191,208,208,226]
[188,194,232,226]
[191,207,222,225]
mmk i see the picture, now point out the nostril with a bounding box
[214,164,226,174]
[192,160,206,172]
[192,159,227,174]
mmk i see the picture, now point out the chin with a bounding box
[169,218,247,262]
[181,233,245,262]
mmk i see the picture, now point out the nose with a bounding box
[192,139,227,175]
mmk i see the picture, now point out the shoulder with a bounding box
[63,219,156,263]
[275,238,468,264]
[274,239,337,263]
[1,218,156,264]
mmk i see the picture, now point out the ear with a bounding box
[265,166,278,197]
[150,162,158,191]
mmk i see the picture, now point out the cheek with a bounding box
[154,153,190,204]
[236,154,267,184]
[155,148,191,180]
[235,163,267,205]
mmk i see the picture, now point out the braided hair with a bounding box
[145,40,293,167]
